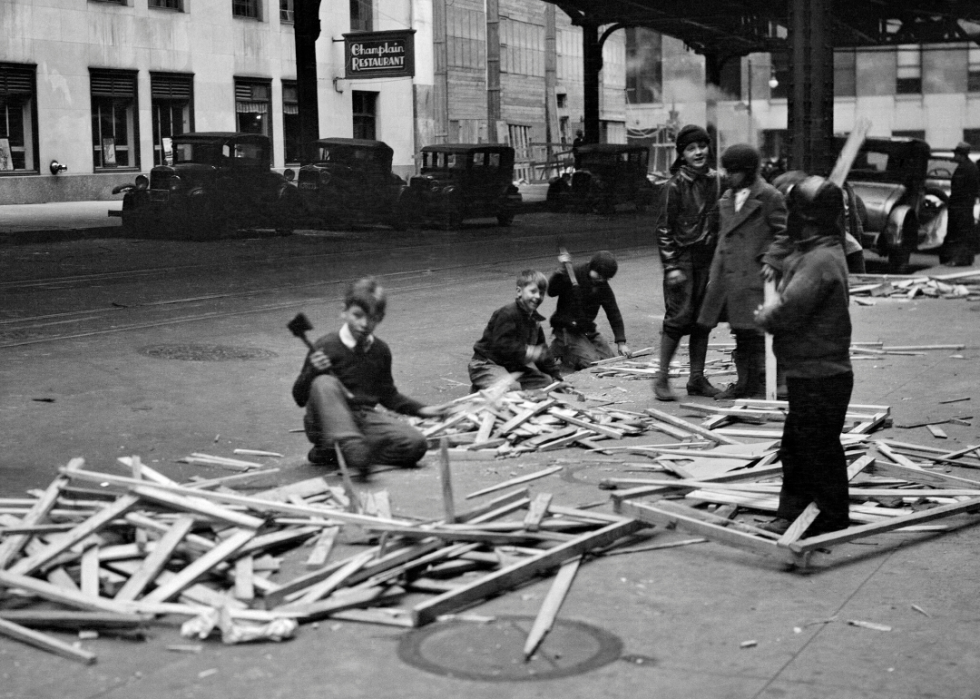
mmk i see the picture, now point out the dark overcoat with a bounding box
[698,178,787,330]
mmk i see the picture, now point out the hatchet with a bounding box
[287,313,316,351]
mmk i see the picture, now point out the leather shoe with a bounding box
[653,374,676,401]
[686,375,720,397]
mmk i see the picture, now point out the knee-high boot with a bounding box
[686,327,720,397]
[653,332,681,401]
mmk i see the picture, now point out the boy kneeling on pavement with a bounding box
[292,277,446,481]
[469,269,563,391]
[754,176,854,536]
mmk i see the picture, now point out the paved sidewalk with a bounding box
[0,200,123,242]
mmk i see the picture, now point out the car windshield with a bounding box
[174,140,266,167]
[423,151,468,170]
[312,145,379,165]
[926,157,956,180]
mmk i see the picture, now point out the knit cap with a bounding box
[675,125,710,153]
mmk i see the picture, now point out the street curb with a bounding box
[0,227,124,246]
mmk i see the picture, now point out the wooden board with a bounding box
[411,519,646,626]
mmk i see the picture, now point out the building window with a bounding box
[896,45,922,94]
[233,0,260,19]
[282,80,300,164]
[150,0,183,9]
[90,0,126,4]
[0,63,39,173]
[280,0,294,22]
[968,46,980,93]
[350,0,372,32]
[151,73,193,166]
[90,69,139,170]
[625,28,661,104]
[963,128,980,148]
[236,79,272,141]
[352,91,377,140]
[834,50,856,97]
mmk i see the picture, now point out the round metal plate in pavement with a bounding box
[138,343,278,361]
[397,615,623,681]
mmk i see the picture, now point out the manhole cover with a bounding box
[138,343,278,361]
[398,615,623,681]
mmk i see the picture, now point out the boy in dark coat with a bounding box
[548,250,631,371]
[698,143,787,400]
[292,277,445,481]
[754,175,854,536]
[653,124,723,401]
[470,270,562,391]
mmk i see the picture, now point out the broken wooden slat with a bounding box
[131,485,264,530]
[114,516,196,602]
[411,519,646,626]
[644,407,742,446]
[141,528,256,603]
[0,472,70,569]
[305,527,339,569]
[0,570,132,614]
[523,493,553,532]
[439,439,456,523]
[523,555,581,660]
[0,617,96,665]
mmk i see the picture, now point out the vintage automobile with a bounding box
[295,138,408,229]
[401,144,522,228]
[546,143,656,214]
[110,132,299,238]
[838,135,930,272]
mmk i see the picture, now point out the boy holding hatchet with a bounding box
[291,277,446,481]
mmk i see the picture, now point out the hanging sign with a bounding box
[344,30,416,79]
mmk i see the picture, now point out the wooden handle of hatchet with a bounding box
[559,246,578,287]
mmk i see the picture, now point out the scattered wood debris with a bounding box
[849,271,980,300]
[0,455,649,664]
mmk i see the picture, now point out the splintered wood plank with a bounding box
[777,504,821,547]
[455,488,529,523]
[498,399,556,436]
[790,496,980,554]
[285,551,375,606]
[554,413,624,439]
[475,412,496,444]
[523,493,553,532]
[9,495,141,577]
[464,466,563,500]
[0,472,70,569]
[0,617,96,665]
[411,519,646,626]
[0,610,144,629]
[114,516,195,602]
[0,570,131,614]
[523,555,581,660]
[131,485,264,530]
[439,439,456,523]
[617,500,786,561]
[234,555,255,601]
[305,527,339,569]
[141,529,255,603]
[80,545,101,598]
[252,476,333,502]
[644,407,742,445]
[927,424,948,439]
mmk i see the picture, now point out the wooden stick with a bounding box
[523,555,581,660]
[0,617,96,665]
[644,407,742,445]
[439,438,456,523]
[464,466,563,500]
[141,529,256,603]
[411,519,645,626]
[0,570,132,614]
[334,443,361,513]
[523,493,553,532]
[114,516,195,602]
[0,470,71,569]
[131,485,265,530]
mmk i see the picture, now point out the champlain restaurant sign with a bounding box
[344,30,416,79]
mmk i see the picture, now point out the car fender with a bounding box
[882,204,918,253]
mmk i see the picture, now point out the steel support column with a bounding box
[486,0,501,143]
[582,21,602,144]
[293,0,322,156]
[787,0,835,174]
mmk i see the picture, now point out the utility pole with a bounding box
[293,0,323,160]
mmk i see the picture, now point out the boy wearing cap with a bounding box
[653,124,723,401]
[754,176,853,536]
[698,143,787,400]
[547,250,631,371]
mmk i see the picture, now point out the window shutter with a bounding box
[151,74,192,100]
[91,71,136,98]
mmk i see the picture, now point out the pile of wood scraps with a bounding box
[589,355,734,382]
[0,454,649,665]
[607,438,980,569]
[412,387,664,457]
[850,270,980,303]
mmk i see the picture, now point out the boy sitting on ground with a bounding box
[547,250,631,371]
[469,269,562,391]
[292,277,445,481]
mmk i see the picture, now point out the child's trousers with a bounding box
[303,375,427,470]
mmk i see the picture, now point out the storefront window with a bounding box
[90,69,139,170]
[151,73,193,166]
[0,63,38,173]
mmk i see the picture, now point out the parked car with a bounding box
[110,132,298,238]
[546,143,655,214]
[838,135,930,272]
[295,138,408,229]
[918,149,980,251]
[401,144,522,228]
